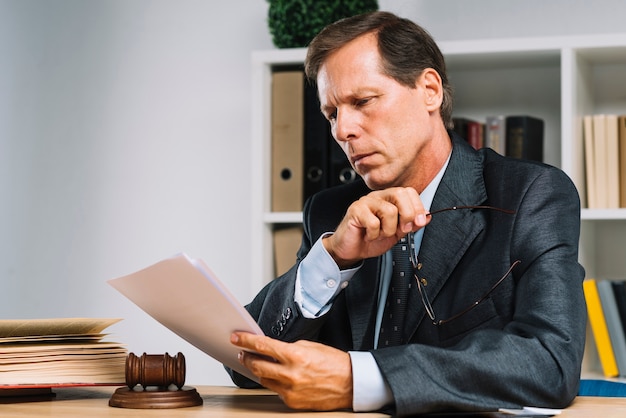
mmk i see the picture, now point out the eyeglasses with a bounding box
[409,205,521,326]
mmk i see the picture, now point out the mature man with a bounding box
[227,11,585,416]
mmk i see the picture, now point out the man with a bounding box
[227,11,586,416]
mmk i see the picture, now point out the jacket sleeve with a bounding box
[224,192,338,387]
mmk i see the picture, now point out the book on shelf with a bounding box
[583,278,619,377]
[583,115,598,209]
[606,114,620,209]
[596,280,626,376]
[0,317,126,388]
[452,117,484,150]
[583,114,625,209]
[484,115,506,155]
[617,115,626,208]
[612,281,626,338]
[505,115,544,162]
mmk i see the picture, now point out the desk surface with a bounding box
[1,385,626,417]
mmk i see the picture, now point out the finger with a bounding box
[366,199,401,241]
[372,187,427,234]
[231,332,287,363]
[400,188,430,230]
[353,195,399,241]
[238,350,285,381]
[387,187,425,233]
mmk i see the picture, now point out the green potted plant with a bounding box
[267,0,379,49]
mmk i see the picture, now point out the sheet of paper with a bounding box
[108,253,262,383]
[498,406,561,416]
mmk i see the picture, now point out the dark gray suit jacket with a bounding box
[228,134,586,416]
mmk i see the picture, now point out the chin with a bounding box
[362,175,393,191]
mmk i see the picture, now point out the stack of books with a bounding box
[0,317,126,389]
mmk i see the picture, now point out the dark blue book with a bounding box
[579,379,626,397]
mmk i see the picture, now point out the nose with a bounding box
[333,108,359,142]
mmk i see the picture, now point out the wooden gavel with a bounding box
[125,352,186,390]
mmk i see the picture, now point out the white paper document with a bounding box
[108,253,263,383]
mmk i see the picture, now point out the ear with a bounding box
[417,68,443,113]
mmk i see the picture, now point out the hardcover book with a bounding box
[505,115,544,162]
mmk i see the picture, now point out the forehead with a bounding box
[316,34,388,98]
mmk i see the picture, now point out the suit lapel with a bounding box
[403,135,488,340]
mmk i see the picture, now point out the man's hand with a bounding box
[231,332,353,411]
[323,187,430,269]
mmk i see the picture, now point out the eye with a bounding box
[326,108,337,121]
[355,98,370,106]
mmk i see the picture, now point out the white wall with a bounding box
[0,0,274,385]
[1,0,625,386]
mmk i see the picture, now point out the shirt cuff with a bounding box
[295,233,360,318]
[349,351,394,412]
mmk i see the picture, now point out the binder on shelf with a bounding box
[303,81,330,202]
[328,139,358,188]
[583,278,619,378]
[273,225,303,277]
[505,115,544,162]
[271,70,304,212]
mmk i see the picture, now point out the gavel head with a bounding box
[125,352,186,390]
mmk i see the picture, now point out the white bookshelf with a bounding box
[250,34,626,377]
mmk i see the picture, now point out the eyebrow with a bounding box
[319,88,379,115]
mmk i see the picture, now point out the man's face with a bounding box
[316,33,438,191]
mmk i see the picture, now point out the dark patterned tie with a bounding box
[378,236,412,347]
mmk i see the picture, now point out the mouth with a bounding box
[350,152,375,167]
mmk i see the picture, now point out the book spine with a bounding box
[605,115,620,209]
[466,121,484,150]
[619,116,626,208]
[583,115,597,209]
[583,278,619,377]
[485,115,506,155]
[611,281,626,341]
[597,280,626,376]
[592,114,608,208]
[505,116,544,162]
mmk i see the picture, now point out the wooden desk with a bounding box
[1,386,625,417]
